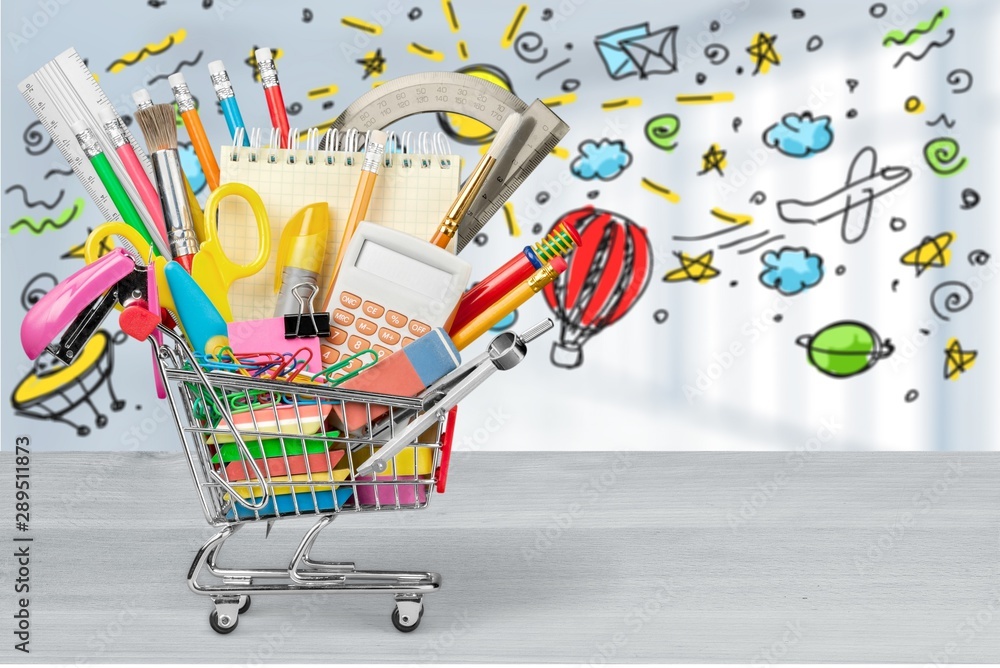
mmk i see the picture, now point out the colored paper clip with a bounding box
[310,349,379,386]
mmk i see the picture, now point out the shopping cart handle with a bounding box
[355,320,552,477]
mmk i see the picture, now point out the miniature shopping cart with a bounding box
[155,320,551,634]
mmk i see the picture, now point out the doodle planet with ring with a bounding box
[796,320,894,378]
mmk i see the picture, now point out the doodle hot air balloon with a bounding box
[543,206,653,369]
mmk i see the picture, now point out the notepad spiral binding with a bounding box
[229,127,453,168]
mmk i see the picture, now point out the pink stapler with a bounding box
[21,248,162,366]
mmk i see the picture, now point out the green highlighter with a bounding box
[71,119,160,255]
[211,431,341,464]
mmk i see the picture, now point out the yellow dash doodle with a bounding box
[442,0,460,31]
[944,338,976,380]
[107,28,186,74]
[501,5,528,49]
[641,178,681,204]
[664,251,720,283]
[307,84,339,100]
[541,93,577,108]
[341,17,382,34]
[457,40,469,60]
[408,43,445,62]
[676,92,735,104]
[602,97,642,110]
[503,202,520,237]
[710,207,752,225]
[550,146,569,159]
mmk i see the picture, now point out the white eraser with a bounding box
[167,72,186,87]
[132,89,152,106]
[369,129,388,146]
[97,106,117,123]
[207,59,225,76]
[69,119,87,135]
[254,47,273,62]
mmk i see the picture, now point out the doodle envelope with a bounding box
[595,23,678,79]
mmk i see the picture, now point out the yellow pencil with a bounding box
[451,257,567,350]
[322,129,388,310]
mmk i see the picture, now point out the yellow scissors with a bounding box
[85,222,177,317]
[192,182,270,322]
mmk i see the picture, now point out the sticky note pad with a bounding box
[227,487,355,520]
[211,432,340,464]
[331,328,460,433]
[214,403,332,443]
[224,449,346,482]
[228,317,323,374]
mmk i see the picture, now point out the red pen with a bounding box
[256,48,290,149]
[448,215,583,335]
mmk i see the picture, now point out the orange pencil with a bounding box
[169,72,220,191]
[321,129,388,310]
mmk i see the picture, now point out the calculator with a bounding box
[320,222,471,371]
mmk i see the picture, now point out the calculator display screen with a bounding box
[355,240,454,300]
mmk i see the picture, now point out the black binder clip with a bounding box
[283,284,331,339]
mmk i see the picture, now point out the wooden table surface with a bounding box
[1,451,997,663]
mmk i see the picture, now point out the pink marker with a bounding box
[98,106,170,258]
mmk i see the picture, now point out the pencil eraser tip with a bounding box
[96,106,117,123]
[167,72,186,87]
[369,129,388,145]
[69,119,87,135]
[207,60,225,75]
[254,47,273,61]
[132,89,151,106]
[550,256,568,273]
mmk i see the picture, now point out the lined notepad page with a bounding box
[218,147,460,321]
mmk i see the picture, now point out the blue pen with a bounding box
[208,60,250,146]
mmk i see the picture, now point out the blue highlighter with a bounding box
[164,261,229,355]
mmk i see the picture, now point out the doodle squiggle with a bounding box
[9,198,83,235]
[106,28,186,73]
[5,184,64,210]
[892,28,955,68]
[147,50,204,84]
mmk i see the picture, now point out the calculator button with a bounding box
[385,310,408,328]
[332,309,355,326]
[402,337,415,347]
[320,345,339,365]
[408,320,431,337]
[362,301,385,318]
[327,327,348,345]
[373,345,392,359]
[377,328,401,345]
[342,357,363,372]
[340,292,362,309]
[347,335,370,353]
[355,318,378,336]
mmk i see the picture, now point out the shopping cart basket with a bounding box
[156,320,552,634]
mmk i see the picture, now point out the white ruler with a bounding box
[19,48,155,229]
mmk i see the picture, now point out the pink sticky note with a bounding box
[227,317,323,374]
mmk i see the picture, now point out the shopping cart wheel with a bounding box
[239,596,251,614]
[209,609,239,635]
[391,599,424,633]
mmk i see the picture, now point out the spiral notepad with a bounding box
[217,128,460,321]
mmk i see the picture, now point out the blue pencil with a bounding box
[208,60,250,146]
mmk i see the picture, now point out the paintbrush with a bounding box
[429,112,521,248]
[134,103,200,273]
